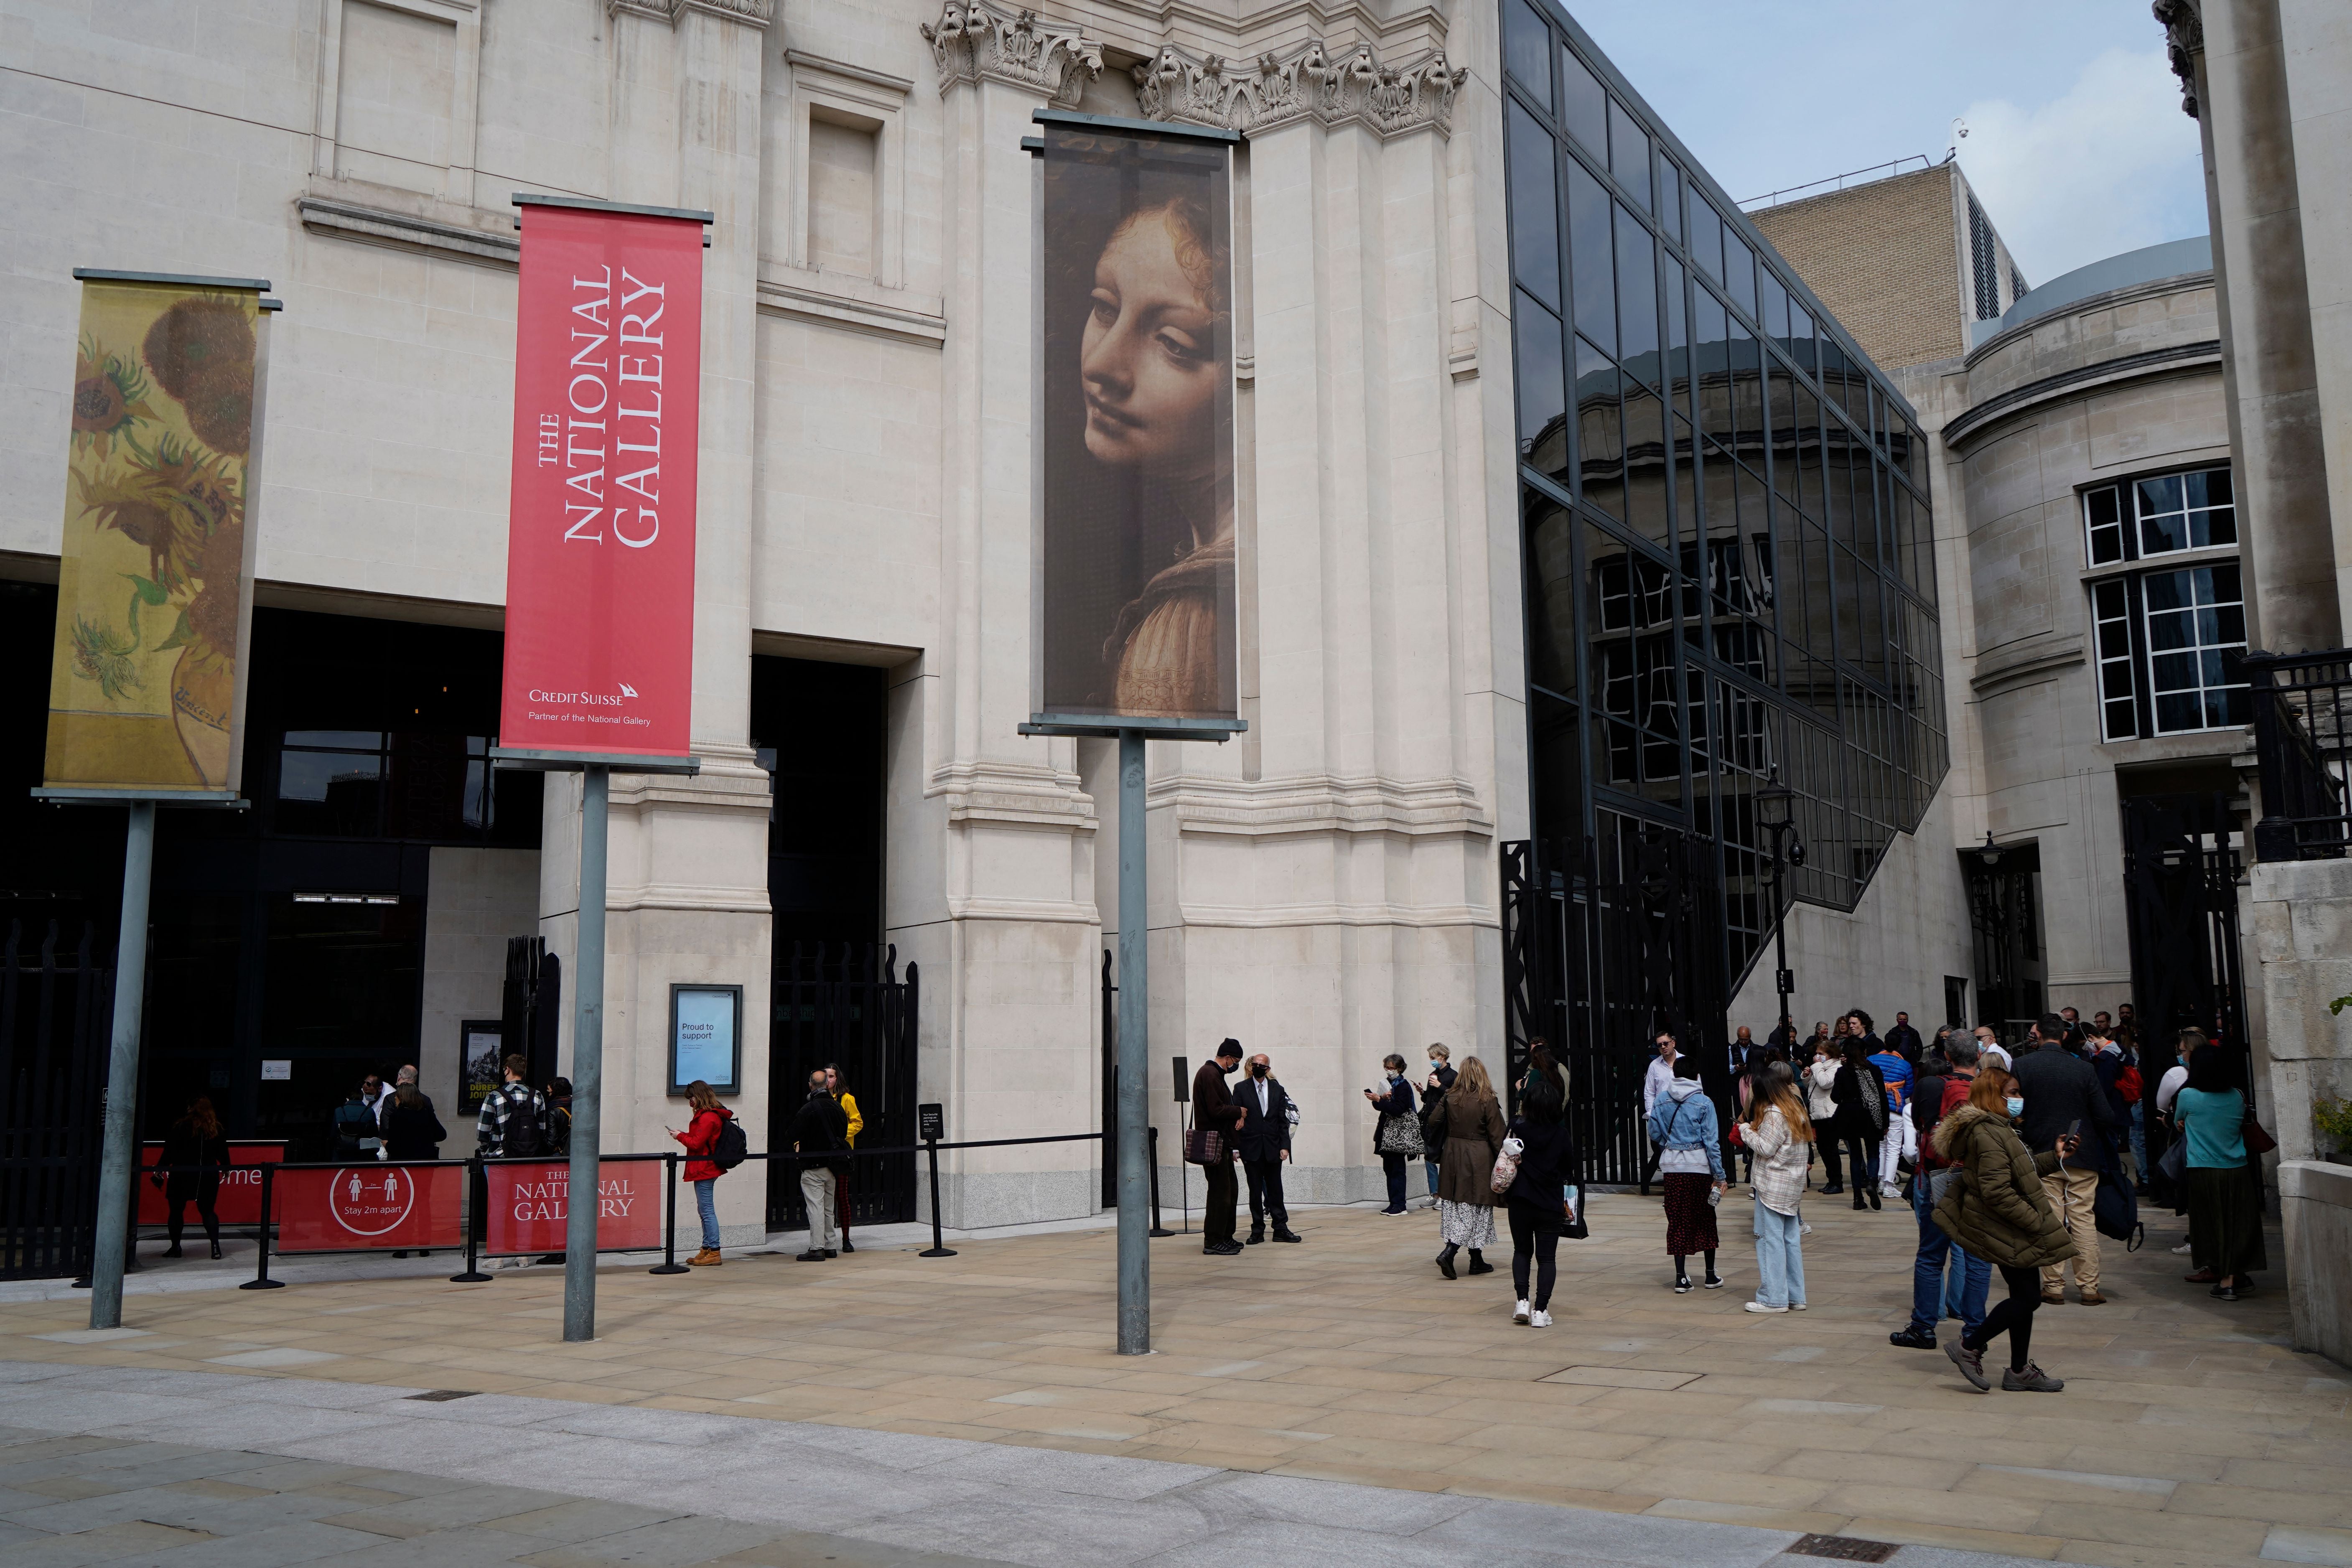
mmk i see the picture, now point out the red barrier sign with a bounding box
[483,1160,662,1255]
[275,1164,466,1253]
[499,200,703,759]
[138,1142,284,1225]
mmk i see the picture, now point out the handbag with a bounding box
[1490,1135,1522,1195]
[1375,1111,1424,1158]
[1183,1098,1224,1166]
[2158,1133,2187,1185]
[1563,1184,1589,1240]
[2243,1112,2278,1156]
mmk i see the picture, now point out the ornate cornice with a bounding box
[1133,38,1467,139]
[2152,0,2202,119]
[921,1,1104,107]
[608,0,774,25]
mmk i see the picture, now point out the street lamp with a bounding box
[1977,830,2003,868]
[1758,768,1806,1048]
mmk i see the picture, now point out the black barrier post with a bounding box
[238,1163,285,1291]
[449,1156,491,1283]
[917,1102,955,1258]
[1147,1127,1173,1237]
[649,1151,688,1275]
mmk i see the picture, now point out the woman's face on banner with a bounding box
[1080,209,1221,476]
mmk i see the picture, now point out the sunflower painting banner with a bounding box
[44,272,270,794]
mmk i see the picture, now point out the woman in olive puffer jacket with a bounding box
[1931,1065,2080,1395]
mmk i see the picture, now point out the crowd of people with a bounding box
[1251,1002,2267,1395]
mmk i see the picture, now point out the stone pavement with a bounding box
[0,1192,2340,1568]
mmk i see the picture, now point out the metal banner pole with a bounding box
[1116,730,1149,1355]
[238,1161,284,1291]
[648,1151,687,1275]
[563,763,609,1342]
[87,800,155,1331]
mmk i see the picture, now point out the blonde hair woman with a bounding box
[1741,1061,1815,1313]
[1433,1056,1507,1279]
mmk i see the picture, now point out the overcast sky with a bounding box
[1565,0,2209,289]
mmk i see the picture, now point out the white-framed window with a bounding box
[2081,463,2245,741]
[2082,465,2235,564]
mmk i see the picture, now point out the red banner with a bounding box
[138,1142,283,1225]
[275,1164,466,1253]
[499,201,703,758]
[483,1159,662,1255]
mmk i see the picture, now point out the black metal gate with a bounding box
[0,921,111,1280]
[500,937,563,1092]
[768,943,918,1229]
[1503,818,1731,1187]
[2122,794,2251,1172]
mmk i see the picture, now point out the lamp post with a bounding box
[1757,769,1805,1049]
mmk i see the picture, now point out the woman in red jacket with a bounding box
[668,1081,733,1267]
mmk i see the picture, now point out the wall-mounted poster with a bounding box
[459,1020,504,1116]
[45,272,270,792]
[668,984,740,1095]
[1035,119,1237,722]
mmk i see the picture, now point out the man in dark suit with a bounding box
[1191,1039,1247,1255]
[1885,1012,1923,1064]
[1235,1052,1302,1245]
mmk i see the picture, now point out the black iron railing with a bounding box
[2245,647,2352,860]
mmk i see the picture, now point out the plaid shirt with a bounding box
[476,1082,544,1155]
[1744,1105,1810,1216]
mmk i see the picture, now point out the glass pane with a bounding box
[1525,494,1576,697]
[1515,291,1568,469]
[1575,336,1622,521]
[2093,577,2128,618]
[2156,692,2199,733]
[1728,320,1759,463]
[1658,161,1681,243]
[1624,385,1669,553]
[2146,608,2192,650]
[1723,229,1756,316]
[1693,287,1729,447]
[2193,508,2236,547]
[1505,0,1553,104]
[1567,160,1615,358]
[1615,203,1659,374]
[2102,662,2134,699]
[1767,360,1796,506]
[1688,188,1723,281]
[1560,44,1607,155]
[1760,269,1790,344]
[1506,104,1560,313]
[2136,474,2184,517]
[1608,98,1652,210]
[2140,506,2185,555]
[1664,256,1688,398]
[1789,306,1815,377]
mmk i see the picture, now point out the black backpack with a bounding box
[712,1117,749,1171]
[501,1085,545,1158]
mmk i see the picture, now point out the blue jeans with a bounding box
[1753,1197,1805,1307]
[2129,1102,2148,1184]
[1425,1159,1441,1196]
[693,1178,720,1249]
[1910,1178,1988,1331]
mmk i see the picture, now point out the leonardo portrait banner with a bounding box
[1036,120,1238,724]
[44,273,270,793]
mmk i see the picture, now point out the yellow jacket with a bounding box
[837,1090,863,1147]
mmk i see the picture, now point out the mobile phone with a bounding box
[2066,1118,2082,1140]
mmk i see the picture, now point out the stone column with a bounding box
[543,0,774,1247]
[901,2,1105,1226]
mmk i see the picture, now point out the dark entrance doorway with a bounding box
[748,656,911,1227]
[2121,793,2251,1181]
[0,586,539,1158]
[1963,839,2045,1039]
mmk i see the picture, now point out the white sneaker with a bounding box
[1512,1298,1531,1324]
[2171,1241,2192,1254]
[1529,1308,1553,1328]
[1790,1301,1809,1311]
[1744,1300,1787,1314]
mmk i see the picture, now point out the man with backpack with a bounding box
[476,1055,547,1158]
[1889,1035,1991,1348]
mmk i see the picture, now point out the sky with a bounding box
[1565,0,2209,289]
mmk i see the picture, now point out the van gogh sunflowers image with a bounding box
[46,280,265,791]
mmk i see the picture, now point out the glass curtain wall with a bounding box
[1504,0,1947,998]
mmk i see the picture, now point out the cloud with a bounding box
[1954,48,2207,285]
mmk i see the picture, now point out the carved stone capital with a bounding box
[1133,38,1468,140]
[2152,0,2202,119]
[920,1,1103,108]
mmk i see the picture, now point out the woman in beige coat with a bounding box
[1434,1056,1507,1280]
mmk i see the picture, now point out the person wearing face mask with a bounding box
[1931,1066,2080,1393]
[1418,1044,1457,1209]
[1233,1053,1302,1245]
[1192,1039,1248,1255]
[1365,1055,1420,1215]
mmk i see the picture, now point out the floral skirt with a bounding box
[1663,1172,1719,1255]
[1438,1198,1496,1247]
